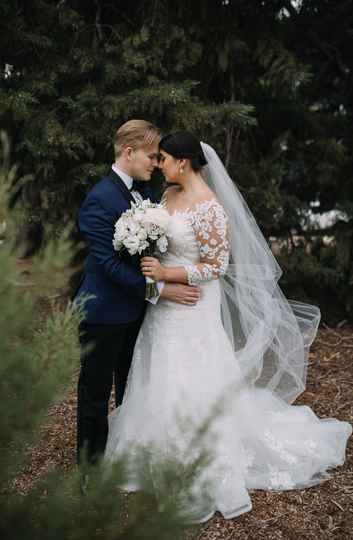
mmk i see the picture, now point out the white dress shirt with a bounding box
[112,163,143,203]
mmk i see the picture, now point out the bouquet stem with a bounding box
[145,276,159,298]
[144,246,158,298]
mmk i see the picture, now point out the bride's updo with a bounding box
[159,131,207,172]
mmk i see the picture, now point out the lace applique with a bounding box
[263,429,298,465]
[303,439,320,457]
[268,467,295,490]
[184,199,230,285]
[183,265,203,285]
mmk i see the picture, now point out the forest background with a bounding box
[1,0,353,318]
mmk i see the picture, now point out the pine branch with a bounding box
[308,30,349,79]
[225,125,234,169]
[93,0,104,46]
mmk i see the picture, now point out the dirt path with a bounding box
[12,324,353,539]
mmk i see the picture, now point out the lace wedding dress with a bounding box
[105,198,352,522]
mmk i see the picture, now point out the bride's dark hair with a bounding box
[159,131,207,172]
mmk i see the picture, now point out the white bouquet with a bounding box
[113,199,169,297]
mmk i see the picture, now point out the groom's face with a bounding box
[128,142,159,181]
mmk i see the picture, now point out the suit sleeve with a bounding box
[78,195,146,299]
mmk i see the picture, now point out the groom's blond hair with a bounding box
[114,119,161,158]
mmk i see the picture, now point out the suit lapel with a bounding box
[108,169,134,205]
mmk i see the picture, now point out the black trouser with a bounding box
[76,318,142,465]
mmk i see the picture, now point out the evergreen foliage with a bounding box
[0,0,352,318]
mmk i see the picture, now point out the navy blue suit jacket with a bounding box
[74,169,156,325]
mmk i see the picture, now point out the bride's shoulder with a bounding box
[191,197,228,236]
[194,191,224,214]
[161,185,180,203]
[192,197,228,231]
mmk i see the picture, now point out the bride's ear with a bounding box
[179,158,187,174]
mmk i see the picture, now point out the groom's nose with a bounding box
[151,155,159,167]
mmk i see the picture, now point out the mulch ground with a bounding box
[11,295,353,539]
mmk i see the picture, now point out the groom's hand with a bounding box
[160,283,201,306]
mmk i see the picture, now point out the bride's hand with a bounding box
[141,256,166,281]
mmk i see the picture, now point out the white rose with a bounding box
[125,218,140,236]
[113,220,128,249]
[156,235,168,253]
[133,208,146,223]
[141,208,169,230]
[137,228,148,241]
[123,235,141,255]
[147,224,160,240]
[114,225,127,242]
[115,217,125,231]
[113,237,123,250]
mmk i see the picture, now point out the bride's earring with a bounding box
[180,167,184,174]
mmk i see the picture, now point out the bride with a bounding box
[105,131,352,522]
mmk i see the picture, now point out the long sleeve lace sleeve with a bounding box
[184,200,230,285]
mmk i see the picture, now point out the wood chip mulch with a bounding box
[10,314,353,539]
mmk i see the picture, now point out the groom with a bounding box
[75,119,200,467]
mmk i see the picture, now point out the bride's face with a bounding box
[158,150,182,183]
